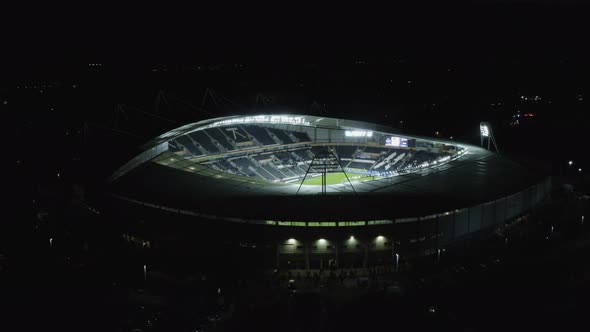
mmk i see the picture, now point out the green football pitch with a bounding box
[301,172,378,185]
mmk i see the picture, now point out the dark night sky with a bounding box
[3,1,590,180]
[3,2,590,67]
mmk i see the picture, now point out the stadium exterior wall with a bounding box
[111,177,551,267]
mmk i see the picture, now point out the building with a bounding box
[107,114,551,269]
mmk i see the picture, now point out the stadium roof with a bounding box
[143,114,452,149]
[109,115,547,221]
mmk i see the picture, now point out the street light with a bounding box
[568,160,573,166]
[437,248,441,264]
[143,264,147,281]
[49,238,53,249]
[395,253,400,271]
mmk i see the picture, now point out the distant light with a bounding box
[568,160,573,166]
[189,166,195,170]
[579,168,583,173]
[450,136,453,139]
[349,236,355,240]
[287,238,296,244]
[318,238,327,244]
[170,158,175,161]
[376,235,384,241]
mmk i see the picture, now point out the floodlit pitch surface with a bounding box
[301,172,380,185]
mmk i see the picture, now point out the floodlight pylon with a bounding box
[480,122,500,154]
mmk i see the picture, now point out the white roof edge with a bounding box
[141,114,462,150]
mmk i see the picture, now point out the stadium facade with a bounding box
[109,114,551,268]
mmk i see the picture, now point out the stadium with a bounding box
[108,114,551,269]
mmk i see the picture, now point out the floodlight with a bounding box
[480,124,490,137]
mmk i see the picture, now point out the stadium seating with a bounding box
[291,131,311,142]
[362,146,387,154]
[310,146,330,157]
[231,157,260,177]
[188,131,219,153]
[171,124,453,181]
[198,145,449,182]
[204,128,235,150]
[243,125,277,146]
[168,140,182,152]
[174,136,204,155]
[272,151,296,164]
[253,153,274,162]
[292,149,312,162]
[335,145,358,159]
[267,128,294,144]
[346,161,373,170]
[261,165,286,180]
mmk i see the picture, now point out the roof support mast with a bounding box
[296,150,357,195]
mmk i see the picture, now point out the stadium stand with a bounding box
[292,149,312,162]
[167,124,454,181]
[174,136,203,156]
[291,131,312,143]
[217,159,241,174]
[335,145,358,159]
[188,131,219,153]
[253,154,274,162]
[262,165,286,180]
[168,140,182,152]
[204,128,235,150]
[310,146,329,157]
[219,126,250,143]
[243,125,277,146]
[346,161,373,170]
[267,128,294,144]
[362,146,387,154]
[272,151,297,164]
[231,157,260,177]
